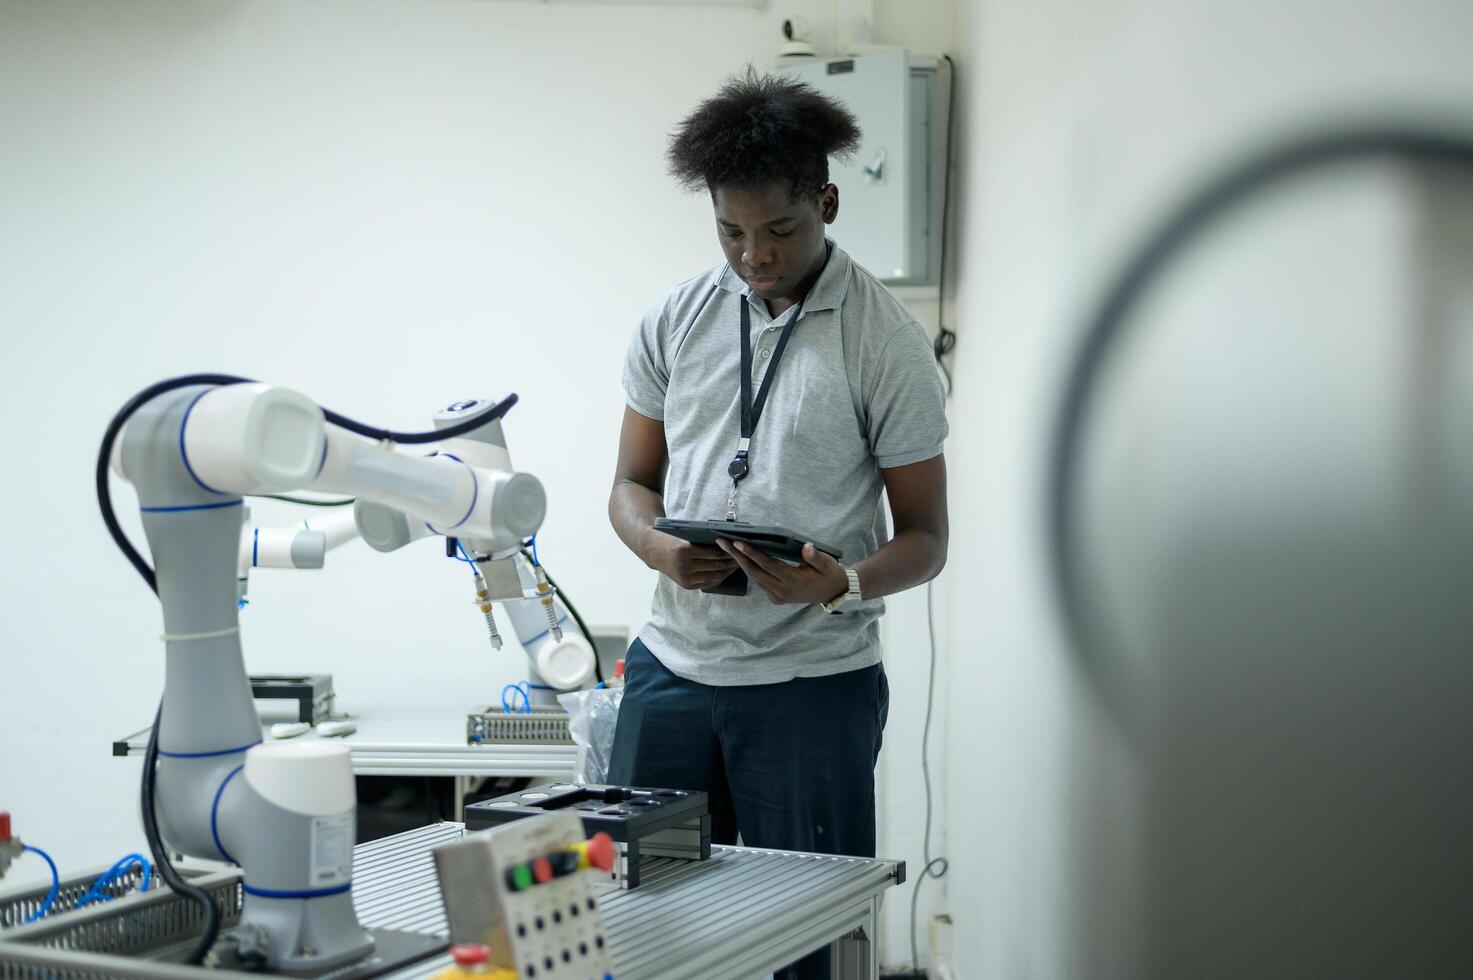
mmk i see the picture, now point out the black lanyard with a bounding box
[728,295,804,484]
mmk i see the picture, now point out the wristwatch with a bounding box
[822,567,863,614]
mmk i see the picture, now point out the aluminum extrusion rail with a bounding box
[362,823,903,980]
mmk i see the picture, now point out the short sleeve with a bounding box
[622,299,670,421]
[867,321,949,468]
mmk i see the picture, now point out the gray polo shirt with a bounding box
[623,241,947,685]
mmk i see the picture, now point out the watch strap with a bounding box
[823,567,863,614]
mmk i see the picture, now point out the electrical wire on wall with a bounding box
[933,54,959,396]
[910,54,958,969]
[910,578,951,974]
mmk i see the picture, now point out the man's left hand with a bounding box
[716,539,848,606]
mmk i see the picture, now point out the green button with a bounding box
[512,865,533,892]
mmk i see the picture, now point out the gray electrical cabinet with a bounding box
[775,50,949,285]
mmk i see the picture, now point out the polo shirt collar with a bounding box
[715,239,850,315]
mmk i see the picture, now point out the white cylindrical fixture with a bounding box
[242,528,301,569]
[315,428,475,528]
[183,384,327,493]
[489,471,547,539]
[244,741,356,816]
[501,557,593,689]
[238,527,328,570]
[306,510,361,551]
[313,428,545,544]
[531,632,597,690]
[354,500,433,553]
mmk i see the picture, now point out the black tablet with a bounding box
[654,519,842,562]
[653,519,843,596]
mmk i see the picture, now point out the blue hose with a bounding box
[20,845,59,923]
[453,540,480,573]
[15,846,153,923]
[76,853,153,908]
[501,681,532,714]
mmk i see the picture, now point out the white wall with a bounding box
[854,5,962,972]
[944,0,1473,976]
[0,0,957,969]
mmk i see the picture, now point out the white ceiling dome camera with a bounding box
[779,15,817,58]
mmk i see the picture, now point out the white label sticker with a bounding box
[310,813,354,887]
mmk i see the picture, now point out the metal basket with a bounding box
[466,706,572,745]
[0,866,243,979]
[0,860,156,931]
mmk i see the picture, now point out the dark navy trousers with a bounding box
[606,638,889,979]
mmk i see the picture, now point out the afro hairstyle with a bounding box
[667,66,862,202]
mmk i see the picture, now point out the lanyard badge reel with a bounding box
[725,440,749,521]
[709,298,801,595]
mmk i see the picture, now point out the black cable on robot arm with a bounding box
[141,702,222,964]
[256,494,357,507]
[100,378,520,588]
[320,393,518,444]
[96,373,258,595]
[1048,126,1473,657]
[96,375,256,964]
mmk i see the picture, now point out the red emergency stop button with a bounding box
[586,832,615,872]
[450,943,490,966]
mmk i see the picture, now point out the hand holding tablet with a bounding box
[653,519,843,596]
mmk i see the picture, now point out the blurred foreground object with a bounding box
[1051,125,1473,979]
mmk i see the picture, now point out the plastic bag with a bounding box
[557,686,624,785]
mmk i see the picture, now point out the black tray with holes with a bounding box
[464,783,708,842]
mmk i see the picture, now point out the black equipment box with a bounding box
[464,783,710,889]
[250,673,335,724]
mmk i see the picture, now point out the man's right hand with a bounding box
[642,530,737,591]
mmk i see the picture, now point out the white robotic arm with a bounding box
[238,508,358,574]
[211,389,596,690]
[122,383,546,546]
[105,378,548,974]
[351,396,597,694]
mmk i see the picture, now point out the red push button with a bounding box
[532,856,553,884]
[586,832,615,872]
[450,943,490,966]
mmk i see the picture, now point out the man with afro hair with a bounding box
[608,68,949,975]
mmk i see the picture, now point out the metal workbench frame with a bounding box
[2,822,901,980]
[114,727,578,779]
[116,707,582,833]
[359,823,902,980]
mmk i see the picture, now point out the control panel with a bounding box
[433,812,616,980]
